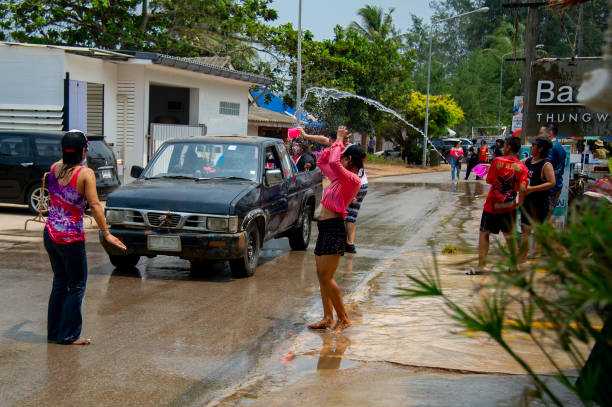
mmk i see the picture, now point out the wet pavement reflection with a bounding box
[0,172,579,406]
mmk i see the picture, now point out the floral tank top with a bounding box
[46,164,88,244]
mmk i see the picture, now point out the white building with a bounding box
[0,42,270,180]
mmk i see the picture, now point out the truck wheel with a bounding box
[27,183,49,215]
[288,206,312,250]
[109,254,140,269]
[229,222,260,278]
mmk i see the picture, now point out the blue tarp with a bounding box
[250,88,324,127]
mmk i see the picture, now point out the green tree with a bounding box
[348,5,401,42]
[0,0,278,65]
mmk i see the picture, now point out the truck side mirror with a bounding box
[130,165,144,178]
[265,168,283,186]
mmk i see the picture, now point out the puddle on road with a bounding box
[211,180,580,406]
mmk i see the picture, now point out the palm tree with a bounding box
[348,5,400,42]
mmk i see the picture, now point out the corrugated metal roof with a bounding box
[1,42,132,60]
[185,56,233,69]
[1,42,271,85]
[123,51,271,86]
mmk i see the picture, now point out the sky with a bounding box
[269,0,434,40]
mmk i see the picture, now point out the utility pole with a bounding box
[503,1,546,144]
[295,0,302,127]
[578,4,584,57]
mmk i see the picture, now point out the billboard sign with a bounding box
[526,58,611,139]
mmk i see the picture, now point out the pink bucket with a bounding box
[473,164,489,178]
[288,128,300,139]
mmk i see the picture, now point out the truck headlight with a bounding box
[106,209,126,225]
[207,217,228,231]
[228,217,239,233]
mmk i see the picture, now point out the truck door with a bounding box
[276,144,301,231]
[262,145,288,238]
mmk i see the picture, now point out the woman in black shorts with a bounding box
[309,126,364,333]
[519,136,555,262]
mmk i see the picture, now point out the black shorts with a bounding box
[520,201,549,227]
[314,217,347,256]
[479,210,517,234]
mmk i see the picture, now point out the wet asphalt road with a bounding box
[1,171,469,406]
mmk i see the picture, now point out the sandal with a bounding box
[465,268,488,275]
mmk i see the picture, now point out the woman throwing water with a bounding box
[44,130,126,345]
[308,125,365,333]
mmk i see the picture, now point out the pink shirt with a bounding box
[317,139,361,219]
[450,148,463,158]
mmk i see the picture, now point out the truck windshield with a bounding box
[143,141,259,181]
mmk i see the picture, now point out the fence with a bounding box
[149,123,206,160]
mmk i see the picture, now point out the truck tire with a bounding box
[288,205,312,251]
[109,254,140,269]
[229,222,260,278]
[27,183,49,215]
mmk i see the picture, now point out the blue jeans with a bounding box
[451,158,461,180]
[44,228,88,344]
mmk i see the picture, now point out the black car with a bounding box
[101,136,323,278]
[0,130,120,213]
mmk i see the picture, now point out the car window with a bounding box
[0,135,31,157]
[276,144,294,179]
[34,137,62,159]
[264,146,281,170]
[88,140,115,162]
[143,141,258,181]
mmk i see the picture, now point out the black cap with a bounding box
[62,130,88,152]
[341,143,366,162]
[531,136,553,150]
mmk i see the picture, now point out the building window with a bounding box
[219,101,240,116]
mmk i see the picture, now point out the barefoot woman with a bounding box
[45,130,126,345]
[308,125,365,333]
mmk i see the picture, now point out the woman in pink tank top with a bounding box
[44,130,126,345]
[303,125,365,333]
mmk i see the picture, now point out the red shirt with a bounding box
[484,156,528,214]
[478,146,489,162]
[317,139,361,219]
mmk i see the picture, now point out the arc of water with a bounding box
[299,87,448,163]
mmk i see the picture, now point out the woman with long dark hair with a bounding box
[44,130,126,345]
[308,125,365,333]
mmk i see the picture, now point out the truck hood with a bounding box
[106,179,257,215]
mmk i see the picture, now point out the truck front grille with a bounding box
[147,212,181,228]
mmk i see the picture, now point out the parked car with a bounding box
[0,130,120,213]
[373,145,401,159]
[431,137,473,163]
[100,136,323,278]
[86,135,121,198]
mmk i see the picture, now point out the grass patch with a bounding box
[441,245,459,254]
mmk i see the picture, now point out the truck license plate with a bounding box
[102,170,112,179]
[148,235,181,251]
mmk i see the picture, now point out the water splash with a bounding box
[301,87,425,137]
[300,87,446,161]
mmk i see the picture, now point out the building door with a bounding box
[68,80,87,132]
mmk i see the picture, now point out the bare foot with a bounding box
[308,318,333,330]
[70,337,91,345]
[332,319,351,333]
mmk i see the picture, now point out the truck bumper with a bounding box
[100,228,247,260]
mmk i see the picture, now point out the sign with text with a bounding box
[512,96,524,132]
[526,59,611,139]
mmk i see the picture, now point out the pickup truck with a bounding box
[100,136,323,278]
